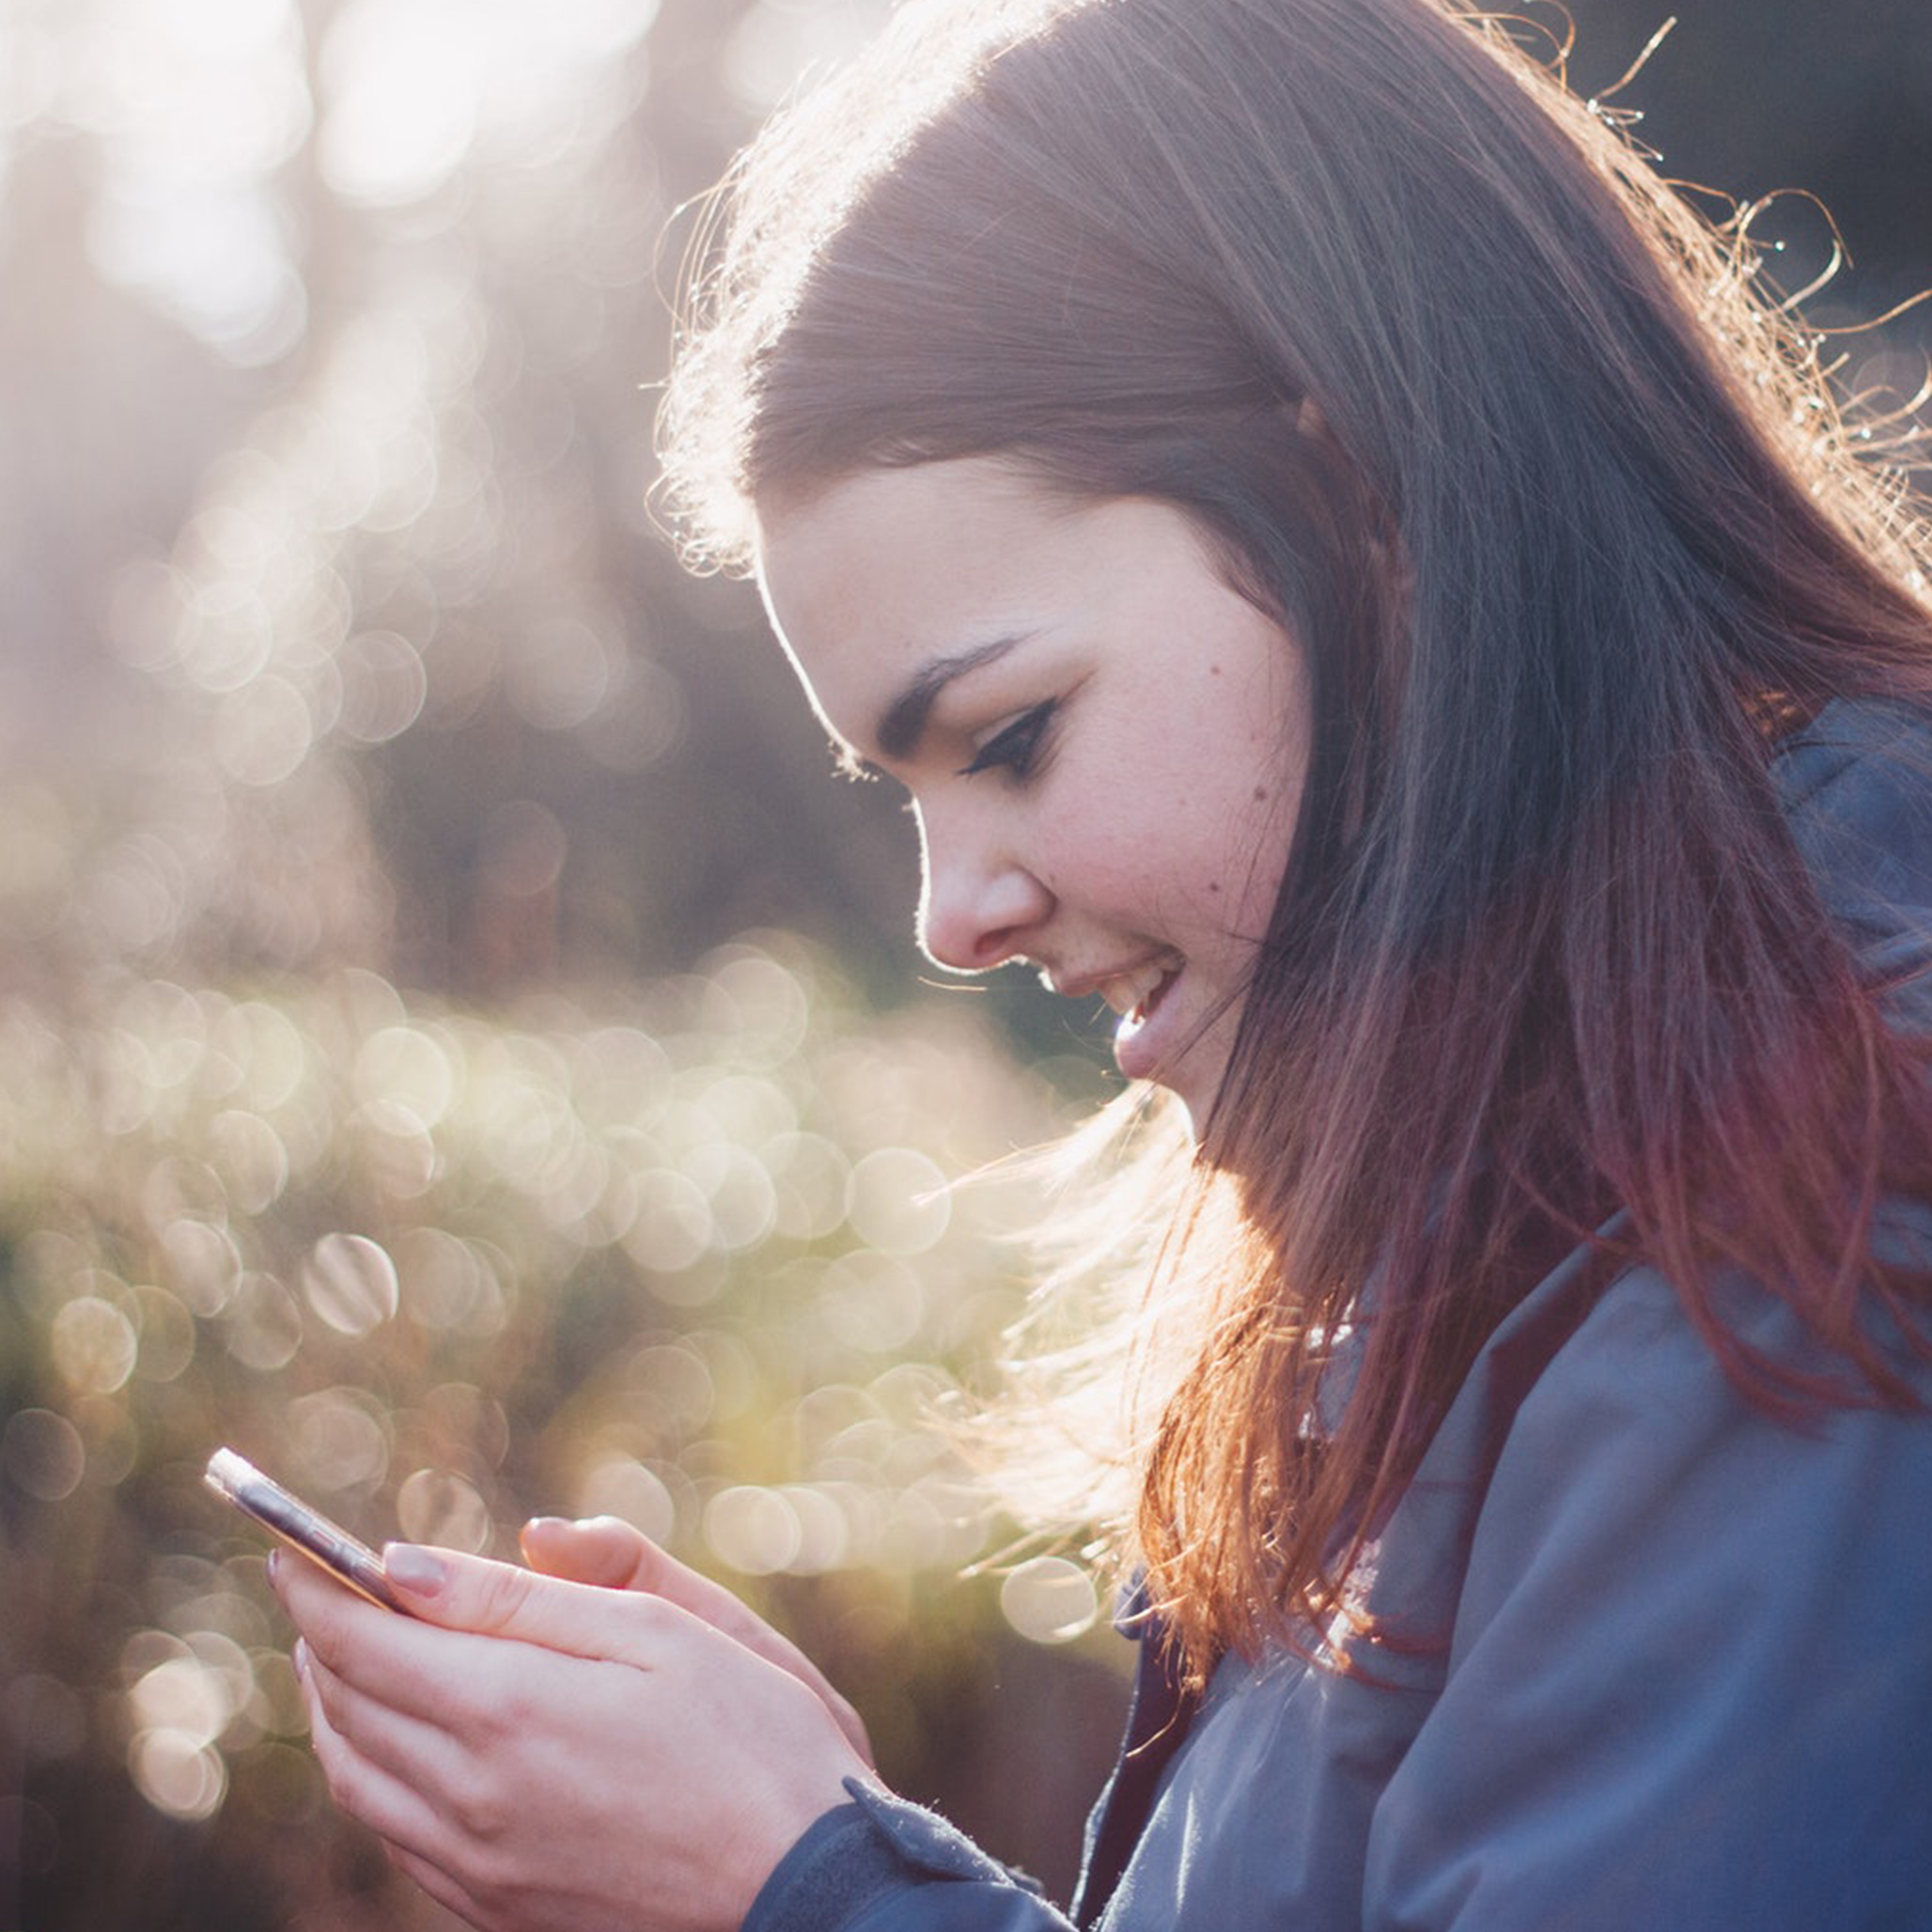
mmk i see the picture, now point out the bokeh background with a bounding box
[1,1,1926,1924]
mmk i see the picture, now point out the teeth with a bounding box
[1098,960,1176,1022]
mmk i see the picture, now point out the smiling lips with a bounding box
[1096,957,1181,1032]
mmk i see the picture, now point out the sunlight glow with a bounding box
[318,0,662,207]
[36,0,661,357]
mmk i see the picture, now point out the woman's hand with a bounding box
[272,1539,873,1932]
[517,1515,872,1764]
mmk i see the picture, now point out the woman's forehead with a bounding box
[755,461,1065,731]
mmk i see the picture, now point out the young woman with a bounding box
[273,0,1932,1925]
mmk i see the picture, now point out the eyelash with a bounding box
[958,700,1058,782]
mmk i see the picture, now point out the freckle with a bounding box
[1253,787,1270,802]
[1208,881,1222,895]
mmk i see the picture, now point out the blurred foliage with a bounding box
[0,0,1927,1923]
[0,940,1123,1923]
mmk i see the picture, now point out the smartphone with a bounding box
[204,1446,407,1613]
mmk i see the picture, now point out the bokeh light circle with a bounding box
[999,1558,1099,1646]
[2,1410,86,1502]
[846,1147,951,1254]
[51,1297,139,1394]
[129,1729,228,1822]
[302,1232,400,1336]
[703,1485,802,1576]
[397,1468,492,1552]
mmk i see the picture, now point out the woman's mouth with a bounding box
[1098,958,1181,1041]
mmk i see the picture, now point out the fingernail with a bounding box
[267,1549,281,1586]
[382,1544,449,1596]
[525,1516,570,1535]
[292,1637,309,1680]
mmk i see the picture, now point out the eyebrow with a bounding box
[874,634,1027,762]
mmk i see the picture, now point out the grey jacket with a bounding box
[744,699,1932,1932]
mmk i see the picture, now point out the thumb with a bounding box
[519,1514,649,1589]
[522,1516,808,1652]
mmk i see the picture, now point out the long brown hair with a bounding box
[659,0,1932,1682]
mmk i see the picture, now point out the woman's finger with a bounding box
[372,1543,696,1665]
[299,1634,471,1802]
[273,1547,522,1724]
[300,1635,572,1932]
[298,1639,467,1871]
[523,1516,811,1647]
[385,1843,486,1932]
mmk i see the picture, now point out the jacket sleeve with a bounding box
[1363,1260,1932,1930]
[741,1782,1080,1932]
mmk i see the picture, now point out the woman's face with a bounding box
[756,458,1309,1127]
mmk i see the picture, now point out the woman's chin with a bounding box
[1122,1037,1234,1142]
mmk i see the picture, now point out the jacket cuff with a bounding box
[742,1779,1038,1932]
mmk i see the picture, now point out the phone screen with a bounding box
[204,1447,406,1613]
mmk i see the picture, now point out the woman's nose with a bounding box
[915,813,1052,973]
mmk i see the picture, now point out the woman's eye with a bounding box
[959,700,1058,781]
